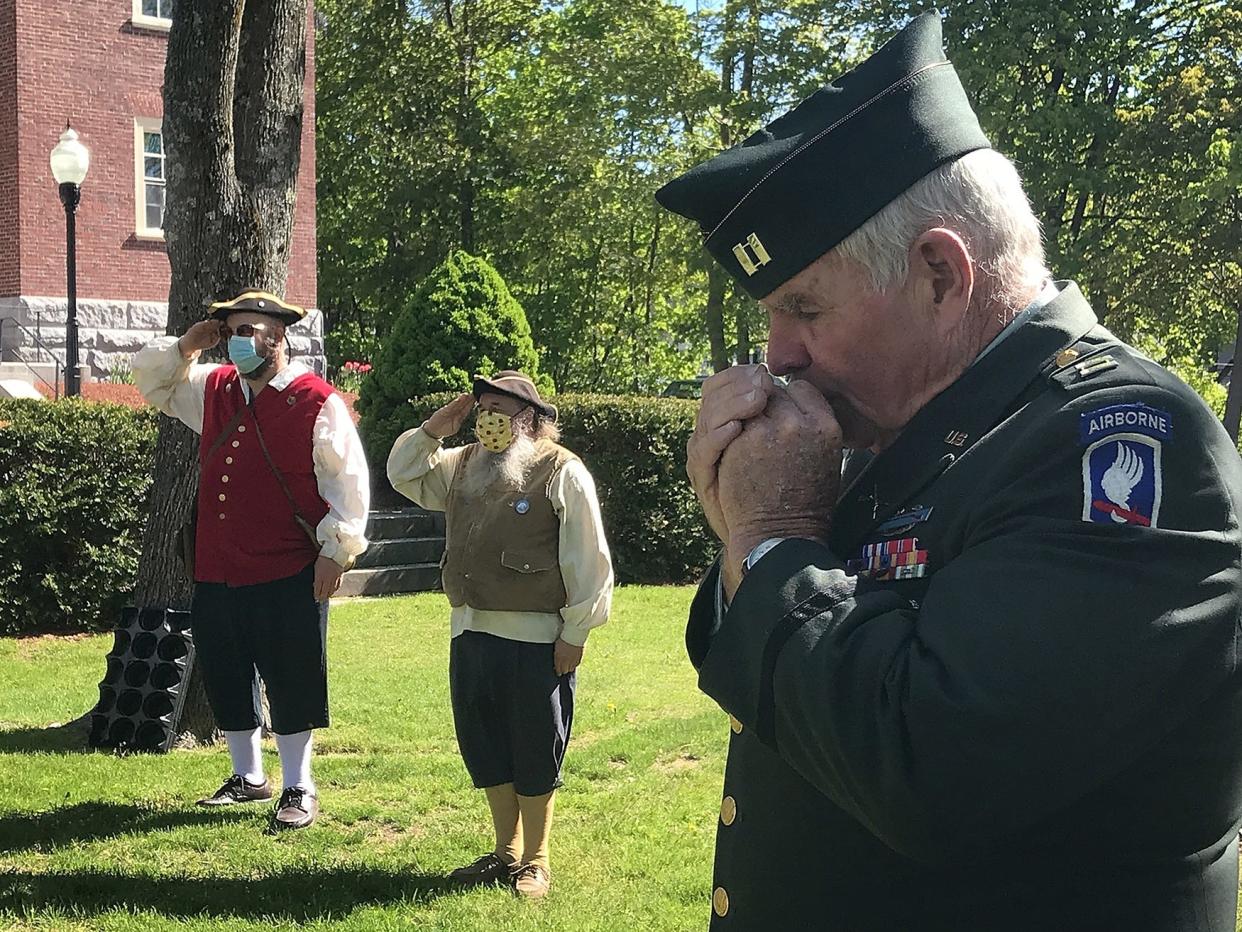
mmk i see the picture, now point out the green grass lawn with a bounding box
[0,586,724,931]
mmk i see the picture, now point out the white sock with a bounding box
[224,728,264,784]
[275,730,315,794]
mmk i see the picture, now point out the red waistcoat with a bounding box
[196,365,333,586]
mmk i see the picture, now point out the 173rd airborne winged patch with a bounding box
[1080,403,1171,528]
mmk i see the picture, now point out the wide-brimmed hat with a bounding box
[472,370,557,421]
[208,290,306,326]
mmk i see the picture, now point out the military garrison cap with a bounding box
[208,290,306,326]
[655,12,991,299]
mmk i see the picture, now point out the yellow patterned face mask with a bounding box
[474,409,515,453]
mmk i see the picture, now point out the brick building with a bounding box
[0,0,321,383]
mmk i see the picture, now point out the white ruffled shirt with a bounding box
[132,337,370,568]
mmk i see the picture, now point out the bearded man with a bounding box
[133,290,370,831]
[655,12,1242,931]
[387,371,613,899]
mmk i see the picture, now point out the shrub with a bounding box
[357,250,550,469]
[395,393,715,584]
[0,399,157,635]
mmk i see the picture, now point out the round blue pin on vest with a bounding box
[515,498,530,515]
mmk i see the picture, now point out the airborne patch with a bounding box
[1080,403,1172,445]
[1082,434,1162,528]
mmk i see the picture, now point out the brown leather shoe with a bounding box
[511,862,551,899]
[271,786,319,830]
[448,852,514,886]
[196,774,273,807]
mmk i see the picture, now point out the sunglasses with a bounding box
[221,323,272,338]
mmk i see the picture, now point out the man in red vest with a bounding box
[133,290,370,831]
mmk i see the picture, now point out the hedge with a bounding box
[393,393,716,585]
[0,390,715,636]
[0,399,157,636]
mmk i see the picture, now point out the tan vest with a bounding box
[441,440,576,613]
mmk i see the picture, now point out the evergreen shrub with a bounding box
[0,399,157,635]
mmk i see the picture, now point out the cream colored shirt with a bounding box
[387,426,613,646]
[132,336,370,568]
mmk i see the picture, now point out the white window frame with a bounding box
[134,117,166,240]
[131,0,172,31]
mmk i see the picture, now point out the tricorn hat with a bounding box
[472,370,557,421]
[655,12,991,299]
[208,290,306,326]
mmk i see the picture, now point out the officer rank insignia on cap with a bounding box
[1080,404,1170,529]
[655,12,991,299]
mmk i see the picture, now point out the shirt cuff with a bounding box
[558,623,592,647]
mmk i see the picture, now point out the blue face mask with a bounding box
[228,335,266,375]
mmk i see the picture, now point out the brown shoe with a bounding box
[196,774,273,807]
[271,786,319,830]
[511,862,551,899]
[448,852,514,886]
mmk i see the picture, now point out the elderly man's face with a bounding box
[762,246,970,450]
[477,392,527,417]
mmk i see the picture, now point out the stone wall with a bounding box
[0,295,326,380]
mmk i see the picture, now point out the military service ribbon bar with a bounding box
[849,537,930,580]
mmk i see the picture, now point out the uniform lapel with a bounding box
[829,284,1098,554]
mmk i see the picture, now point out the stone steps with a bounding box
[337,562,442,598]
[340,507,445,597]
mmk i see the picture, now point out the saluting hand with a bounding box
[686,365,778,544]
[178,319,226,358]
[716,381,843,597]
[425,392,476,440]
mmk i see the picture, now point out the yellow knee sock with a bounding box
[484,783,522,865]
[517,790,556,871]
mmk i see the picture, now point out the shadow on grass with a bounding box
[0,720,95,755]
[0,865,461,920]
[0,802,257,853]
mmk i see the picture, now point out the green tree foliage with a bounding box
[319,0,1241,405]
[357,249,547,465]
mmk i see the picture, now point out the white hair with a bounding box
[832,149,1050,316]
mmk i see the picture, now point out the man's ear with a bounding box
[910,228,973,320]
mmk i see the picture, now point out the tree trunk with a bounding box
[1224,305,1242,444]
[129,0,309,745]
[705,263,730,372]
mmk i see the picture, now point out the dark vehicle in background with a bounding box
[661,379,705,399]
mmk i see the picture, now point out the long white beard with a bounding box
[463,432,538,496]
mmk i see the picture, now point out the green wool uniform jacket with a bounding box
[687,283,1242,931]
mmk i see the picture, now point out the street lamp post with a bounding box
[49,125,90,397]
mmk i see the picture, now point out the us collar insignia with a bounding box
[848,537,930,580]
[873,505,934,538]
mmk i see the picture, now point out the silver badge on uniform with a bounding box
[514,498,530,515]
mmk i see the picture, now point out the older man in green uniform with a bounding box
[656,12,1242,931]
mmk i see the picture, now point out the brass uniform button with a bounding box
[225,457,233,465]
[729,715,743,734]
[221,475,229,483]
[218,493,226,502]
[713,886,729,918]
[1055,348,1080,367]
[237,425,246,433]
[218,513,226,519]
[720,795,737,826]
[232,440,240,448]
